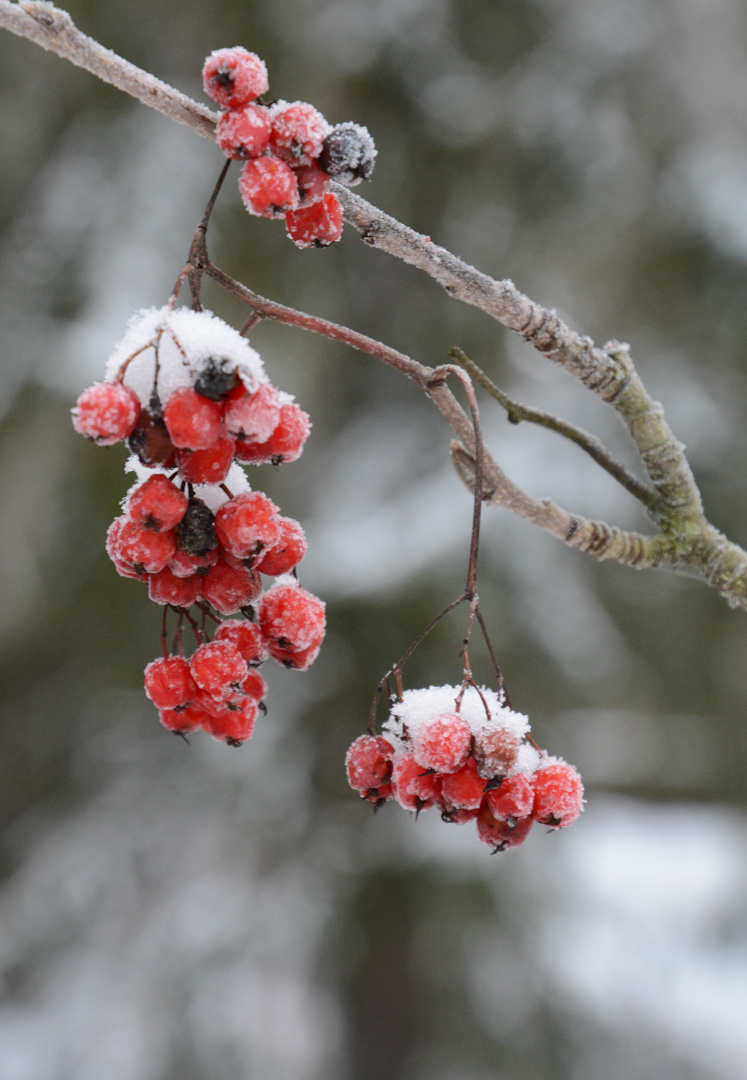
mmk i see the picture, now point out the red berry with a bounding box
[73,381,141,445]
[255,516,307,576]
[269,630,324,670]
[391,753,442,812]
[440,757,486,812]
[202,47,269,108]
[346,734,395,792]
[241,669,267,702]
[234,402,310,465]
[532,762,584,828]
[176,433,236,484]
[214,619,268,665]
[205,696,258,745]
[285,192,343,249]
[224,382,281,444]
[214,492,280,562]
[168,548,219,578]
[258,582,325,654]
[200,558,261,615]
[112,519,176,575]
[239,156,299,218]
[158,702,210,734]
[294,161,330,208]
[190,641,248,701]
[473,726,521,779]
[147,566,202,608]
[216,103,272,159]
[127,474,188,533]
[476,803,534,851]
[485,773,535,822]
[145,656,198,710]
[163,388,223,450]
[269,101,329,166]
[411,711,472,774]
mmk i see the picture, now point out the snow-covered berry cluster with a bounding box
[346,686,584,852]
[201,46,376,248]
[73,305,325,745]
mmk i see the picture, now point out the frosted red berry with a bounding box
[258,582,326,654]
[205,696,258,745]
[190,641,249,701]
[200,558,261,615]
[202,47,269,108]
[158,702,210,735]
[234,402,310,464]
[269,101,330,166]
[144,656,198,710]
[346,735,395,792]
[269,630,324,671]
[214,492,280,562]
[73,381,141,445]
[176,433,236,484]
[440,756,487,812]
[485,773,535,821]
[239,156,299,218]
[168,548,219,578]
[411,711,472,774]
[147,566,202,608]
[391,753,442,812]
[240,669,267,702]
[285,192,343,249]
[127,474,188,533]
[473,726,521,779]
[224,382,281,444]
[476,803,534,851]
[113,519,176,575]
[255,516,307,576]
[532,762,584,828]
[214,619,268,665]
[294,161,330,208]
[163,388,223,450]
[216,103,272,160]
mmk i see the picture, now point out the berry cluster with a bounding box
[201,46,376,248]
[73,305,325,745]
[346,686,584,852]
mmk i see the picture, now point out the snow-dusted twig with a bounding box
[4,1,747,608]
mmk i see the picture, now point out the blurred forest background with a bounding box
[1,0,747,1077]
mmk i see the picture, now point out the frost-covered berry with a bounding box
[258,582,326,654]
[285,192,343,249]
[411,711,472,775]
[346,735,395,792]
[200,558,261,615]
[112,519,176,575]
[163,388,224,450]
[126,474,188,533]
[391,753,442,812]
[214,492,280,562]
[214,619,268,665]
[319,122,377,186]
[532,762,584,828]
[190,640,248,701]
[255,516,307,576]
[439,757,487,812]
[241,668,267,702]
[176,433,236,485]
[239,156,299,218]
[158,702,211,735]
[224,382,281,444]
[473,726,521,779]
[485,773,535,822]
[205,696,258,745]
[269,101,330,166]
[202,47,269,108]
[127,409,177,468]
[216,103,272,160]
[476,803,534,851]
[294,161,331,208]
[72,381,141,445]
[144,655,198,710]
[269,629,324,670]
[234,402,310,464]
[147,566,202,608]
[168,548,219,578]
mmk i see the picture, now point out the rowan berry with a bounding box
[411,711,472,774]
[255,516,307,577]
[126,474,188,533]
[234,402,310,464]
[205,696,258,745]
[72,381,141,445]
[532,762,584,828]
[241,669,267,702]
[113,519,176,575]
[285,192,343,249]
[176,433,236,484]
[473,725,521,779]
[174,497,218,558]
[202,47,269,108]
[224,382,281,444]
[127,409,177,468]
[200,558,262,615]
[258,582,326,654]
[269,101,330,166]
[163,388,224,450]
[158,703,210,735]
[345,735,395,792]
[147,566,202,608]
[214,492,280,562]
[190,641,248,701]
[239,156,299,218]
[216,103,272,160]
[168,548,219,578]
[269,629,324,670]
[294,161,330,208]
[319,122,377,185]
[391,753,442,812]
[476,803,534,851]
[485,773,535,821]
[214,619,268,665]
[144,655,198,710]
[440,756,487,812]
